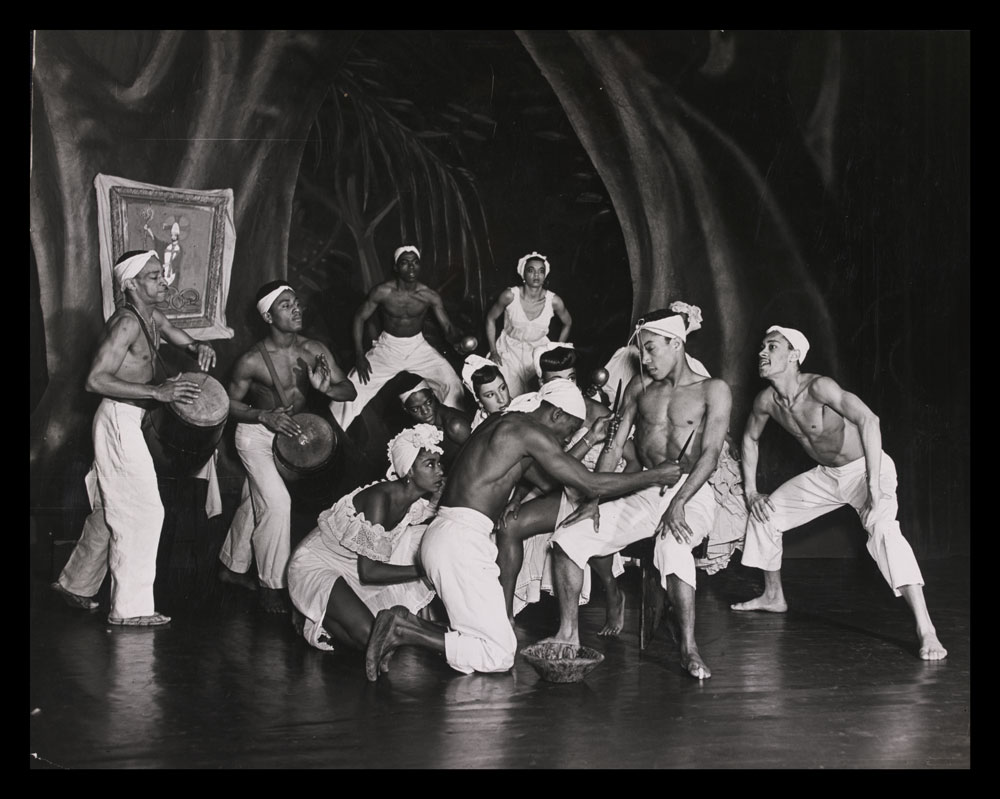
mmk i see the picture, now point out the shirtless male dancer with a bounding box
[547,305,733,679]
[363,378,683,681]
[53,250,216,626]
[731,326,947,660]
[218,281,356,613]
[331,245,466,431]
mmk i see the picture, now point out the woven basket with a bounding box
[520,642,605,683]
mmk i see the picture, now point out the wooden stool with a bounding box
[620,537,665,650]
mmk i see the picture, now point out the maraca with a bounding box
[591,367,610,388]
[459,335,478,354]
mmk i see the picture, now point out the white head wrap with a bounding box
[170,222,181,237]
[394,245,421,265]
[113,250,159,287]
[399,379,433,405]
[767,325,810,365]
[504,390,541,414]
[462,354,501,396]
[537,377,586,420]
[628,302,711,377]
[386,424,444,480]
[533,342,575,380]
[256,283,294,318]
[516,251,551,279]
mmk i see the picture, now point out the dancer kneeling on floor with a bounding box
[287,424,445,653]
[363,378,681,682]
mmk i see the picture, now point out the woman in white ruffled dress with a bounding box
[288,425,445,652]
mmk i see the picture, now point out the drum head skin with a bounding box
[273,413,336,472]
[170,372,229,427]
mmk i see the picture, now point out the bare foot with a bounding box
[366,606,409,681]
[598,589,625,637]
[218,566,258,592]
[681,648,711,680]
[259,587,289,614]
[533,636,580,659]
[730,594,788,613]
[919,631,948,661]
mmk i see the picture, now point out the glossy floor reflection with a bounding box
[29,554,969,769]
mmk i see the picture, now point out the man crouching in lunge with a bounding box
[363,378,683,681]
[730,326,946,660]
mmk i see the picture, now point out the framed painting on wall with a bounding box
[94,173,236,340]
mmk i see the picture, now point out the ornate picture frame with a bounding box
[94,174,236,340]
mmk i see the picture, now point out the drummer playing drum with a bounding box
[52,250,217,626]
[218,281,356,614]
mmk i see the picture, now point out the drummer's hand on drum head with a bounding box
[156,375,202,405]
[260,405,302,437]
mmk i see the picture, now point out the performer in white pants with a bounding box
[331,245,466,431]
[362,379,679,681]
[219,280,355,613]
[548,303,735,680]
[54,249,217,626]
[731,325,947,660]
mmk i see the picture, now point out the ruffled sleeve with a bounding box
[316,483,438,564]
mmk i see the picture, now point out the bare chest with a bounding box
[383,289,431,321]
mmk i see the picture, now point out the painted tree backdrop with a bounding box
[30,30,968,556]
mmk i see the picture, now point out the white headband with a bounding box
[533,342,575,379]
[386,423,444,480]
[504,390,541,415]
[537,377,586,420]
[767,326,810,365]
[462,354,501,396]
[256,284,294,318]
[629,314,689,345]
[113,251,159,286]
[628,301,704,347]
[516,251,550,279]
[399,379,433,405]
[394,246,420,264]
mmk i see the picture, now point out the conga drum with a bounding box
[272,412,339,510]
[142,372,229,478]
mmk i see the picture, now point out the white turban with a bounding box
[628,314,689,345]
[399,379,433,405]
[537,377,586,420]
[386,424,444,480]
[533,342,574,379]
[394,245,420,264]
[256,284,294,318]
[628,302,711,377]
[170,221,181,237]
[113,250,159,286]
[767,325,810,365]
[462,354,499,396]
[516,251,550,279]
[504,390,541,414]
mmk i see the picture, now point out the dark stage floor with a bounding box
[29,552,969,770]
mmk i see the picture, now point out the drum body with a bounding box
[272,413,339,511]
[143,372,229,478]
